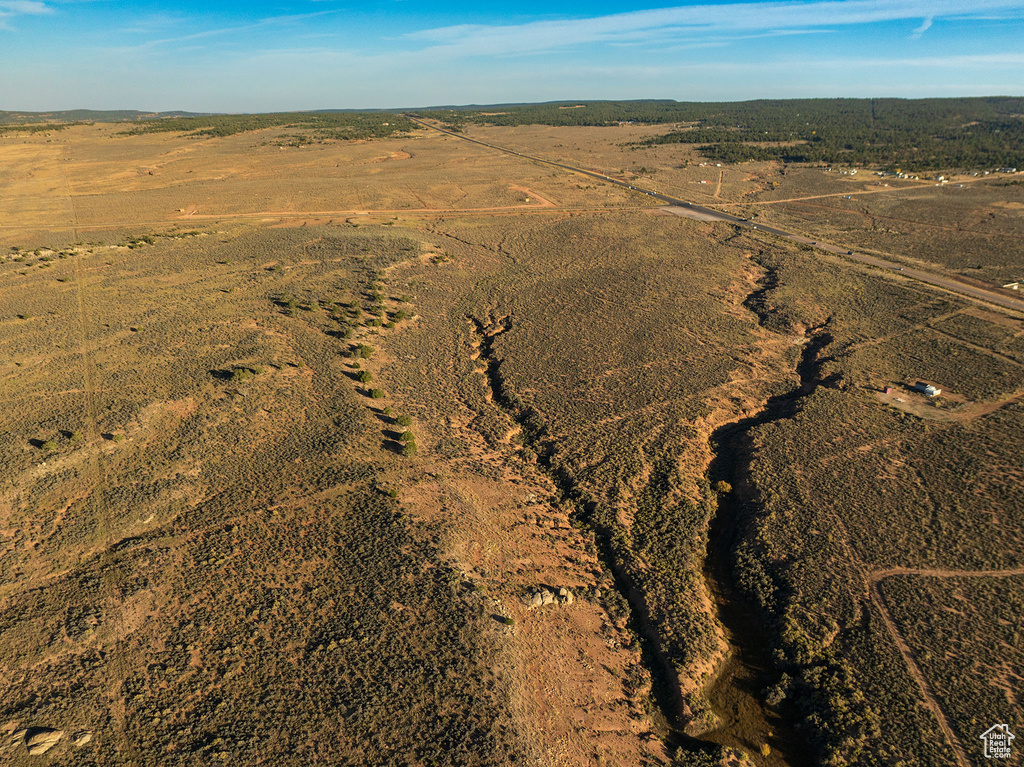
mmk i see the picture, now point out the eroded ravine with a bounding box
[700,325,836,766]
[467,315,700,748]
[466,251,839,763]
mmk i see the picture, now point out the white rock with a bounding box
[72,731,93,747]
[26,729,63,755]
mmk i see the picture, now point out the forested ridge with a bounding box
[414,97,1024,171]
[4,98,1021,170]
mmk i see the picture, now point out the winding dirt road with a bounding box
[867,566,1024,767]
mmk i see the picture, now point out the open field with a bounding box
[722,242,1024,765]
[1,115,1022,766]
[741,177,1024,283]
[0,123,649,243]
[456,123,779,209]
[880,573,1024,765]
[0,225,524,765]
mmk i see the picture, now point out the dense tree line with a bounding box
[122,112,415,140]
[415,99,691,127]
[415,97,1024,171]
[0,122,79,135]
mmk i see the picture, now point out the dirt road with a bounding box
[409,116,1024,316]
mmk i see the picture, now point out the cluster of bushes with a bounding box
[270,254,421,458]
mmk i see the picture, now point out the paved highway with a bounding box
[406,116,1024,315]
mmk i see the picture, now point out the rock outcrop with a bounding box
[524,586,575,609]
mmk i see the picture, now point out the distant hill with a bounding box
[0,109,209,125]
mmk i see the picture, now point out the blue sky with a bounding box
[1,0,1023,111]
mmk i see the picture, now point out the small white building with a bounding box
[914,382,941,397]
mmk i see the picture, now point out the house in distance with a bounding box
[914,382,942,397]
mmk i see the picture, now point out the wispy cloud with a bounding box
[0,1,50,13]
[103,9,341,53]
[403,0,1024,56]
[911,15,934,37]
[0,0,51,30]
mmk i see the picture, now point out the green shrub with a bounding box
[395,415,412,427]
[356,344,374,358]
[356,370,373,384]
[400,441,417,456]
[370,389,385,399]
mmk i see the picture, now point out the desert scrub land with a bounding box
[371,208,819,763]
[0,225,523,765]
[715,241,1024,766]
[1,113,1023,767]
[747,177,1024,283]
[371,202,1024,765]
[880,573,1024,761]
[0,119,650,242]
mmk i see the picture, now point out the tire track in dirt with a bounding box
[0,205,652,235]
[61,144,139,763]
[866,566,1024,767]
[928,326,1024,368]
[868,566,1024,582]
[952,388,1024,422]
[839,307,965,356]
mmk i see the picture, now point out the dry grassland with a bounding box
[459,124,781,208]
[0,122,1022,767]
[0,224,529,766]
[718,168,1024,283]
[0,123,653,244]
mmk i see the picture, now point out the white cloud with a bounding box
[911,15,934,37]
[403,0,1024,57]
[0,0,49,29]
[0,1,50,13]
[0,0,49,30]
